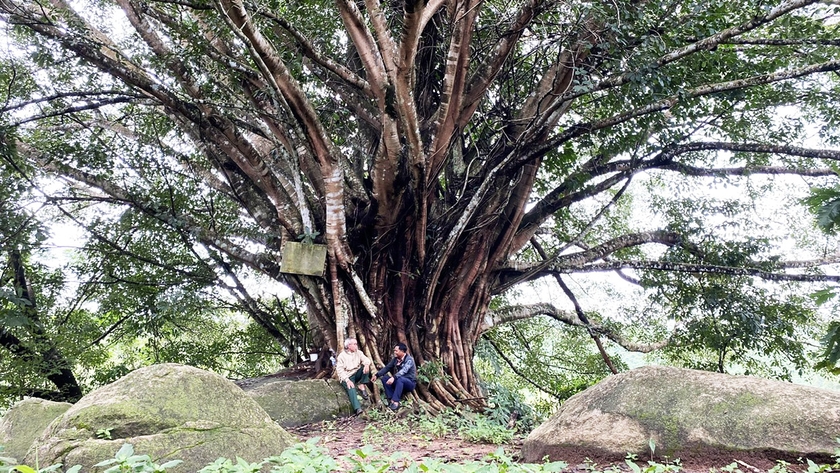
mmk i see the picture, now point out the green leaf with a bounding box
[115,443,134,460]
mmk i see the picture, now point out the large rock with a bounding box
[0,398,72,461]
[26,364,295,472]
[523,365,840,462]
[238,377,354,427]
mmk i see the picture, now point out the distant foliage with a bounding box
[477,317,623,416]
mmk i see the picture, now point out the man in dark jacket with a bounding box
[371,342,416,411]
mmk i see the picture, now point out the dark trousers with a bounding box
[341,366,370,411]
[381,375,416,403]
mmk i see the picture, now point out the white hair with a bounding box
[344,338,357,349]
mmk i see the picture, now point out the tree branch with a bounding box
[260,10,372,95]
[502,231,682,274]
[522,140,840,233]
[573,260,840,283]
[482,302,667,352]
[544,0,825,107]
[525,58,840,170]
[485,337,563,401]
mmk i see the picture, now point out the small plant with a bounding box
[458,415,514,444]
[480,381,541,433]
[768,460,791,473]
[198,457,262,473]
[804,458,833,473]
[94,443,182,473]
[343,445,409,473]
[416,359,451,385]
[265,438,339,473]
[410,410,454,439]
[581,457,600,472]
[361,424,384,445]
[96,428,113,440]
[363,407,386,422]
[719,462,745,473]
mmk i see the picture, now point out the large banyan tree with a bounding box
[1,0,839,407]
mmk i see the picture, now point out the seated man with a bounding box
[335,337,372,415]
[371,342,416,411]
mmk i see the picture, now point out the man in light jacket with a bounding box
[335,337,372,415]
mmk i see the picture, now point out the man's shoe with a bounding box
[354,408,363,415]
[359,389,369,400]
[388,401,400,412]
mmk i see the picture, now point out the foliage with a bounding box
[814,321,840,375]
[481,381,541,433]
[457,415,515,445]
[94,443,181,473]
[2,0,840,408]
[804,186,840,235]
[3,438,840,473]
[634,218,823,378]
[802,186,840,375]
[477,318,621,416]
[0,137,84,403]
[0,125,317,409]
[416,359,451,385]
[409,409,457,439]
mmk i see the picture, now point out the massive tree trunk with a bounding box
[2,0,839,407]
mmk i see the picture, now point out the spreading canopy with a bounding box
[1,0,839,406]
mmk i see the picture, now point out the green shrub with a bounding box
[458,415,514,444]
[480,381,541,433]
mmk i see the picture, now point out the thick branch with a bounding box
[482,303,666,353]
[574,260,840,283]
[528,59,840,170]
[460,0,542,124]
[503,231,682,274]
[523,140,840,234]
[261,11,372,95]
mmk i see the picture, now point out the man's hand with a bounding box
[346,380,355,389]
[363,364,370,374]
[386,377,394,385]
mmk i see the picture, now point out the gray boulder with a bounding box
[0,398,72,461]
[238,377,354,427]
[523,365,840,462]
[26,364,295,472]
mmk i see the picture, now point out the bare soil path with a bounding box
[285,413,802,473]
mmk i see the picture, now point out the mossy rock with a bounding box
[26,364,295,472]
[0,398,72,461]
[240,378,354,427]
[522,365,840,463]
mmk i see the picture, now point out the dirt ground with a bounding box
[269,365,834,473]
[284,411,819,473]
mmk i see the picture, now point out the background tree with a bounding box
[0,132,312,406]
[1,0,839,409]
[1,133,82,401]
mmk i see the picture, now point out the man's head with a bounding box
[393,342,408,359]
[344,338,358,352]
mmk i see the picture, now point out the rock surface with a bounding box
[26,363,295,472]
[522,365,840,463]
[0,398,72,461]
[237,376,354,427]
